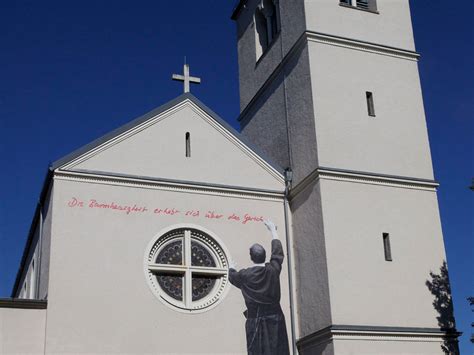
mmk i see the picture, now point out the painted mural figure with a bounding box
[229,220,290,355]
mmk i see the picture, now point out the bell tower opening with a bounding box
[254,0,280,60]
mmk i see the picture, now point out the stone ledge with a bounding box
[0,298,47,309]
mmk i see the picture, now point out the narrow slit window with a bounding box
[185,132,191,158]
[366,91,375,117]
[383,233,392,261]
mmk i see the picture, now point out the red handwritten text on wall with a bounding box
[66,197,265,225]
[154,208,180,216]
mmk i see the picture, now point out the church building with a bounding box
[1,1,459,354]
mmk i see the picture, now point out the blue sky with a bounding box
[0,1,472,352]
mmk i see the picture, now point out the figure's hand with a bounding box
[229,260,238,270]
[264,220,279,240]
[264,220,277,233]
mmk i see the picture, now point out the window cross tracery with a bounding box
[145,228,229,312]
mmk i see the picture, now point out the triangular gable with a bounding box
[53,93,285,192]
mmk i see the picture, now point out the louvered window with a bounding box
[340,0,377,12]
[356,0,369,10]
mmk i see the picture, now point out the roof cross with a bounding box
[172,63,201,93]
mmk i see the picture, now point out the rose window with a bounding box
[145,228,229,312]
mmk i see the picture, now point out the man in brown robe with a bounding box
[229,220,290,355]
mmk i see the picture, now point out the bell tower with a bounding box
[232,1,459,354]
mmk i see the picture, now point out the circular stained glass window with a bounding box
[144,227,229,312]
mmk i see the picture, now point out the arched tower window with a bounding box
[254,0,280,60]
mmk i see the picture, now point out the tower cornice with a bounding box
[289,166,439,201]
[306,31,420,61]
[297,324,461,351]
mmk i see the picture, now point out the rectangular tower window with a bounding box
[366,91,375,117]
[383,233,392,261]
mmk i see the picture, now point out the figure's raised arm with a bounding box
[265,220,284,272]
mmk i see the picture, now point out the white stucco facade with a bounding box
[308,40,434,179]
[0,308,46,354]
[44,178,290,353]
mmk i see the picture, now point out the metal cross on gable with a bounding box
[172,63,201,93]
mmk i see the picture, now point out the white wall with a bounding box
[0,308,46,354]
[70,101,284,192]
[43,178,292,353]
[309,41,434,179]
[320,178,446,328]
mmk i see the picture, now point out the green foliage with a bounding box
[426,261,459,354]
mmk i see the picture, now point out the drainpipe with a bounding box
[283,168,298,354]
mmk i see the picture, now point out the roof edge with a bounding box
[231,0,248,20]
[0,298,48,309]
[59,168,285,196]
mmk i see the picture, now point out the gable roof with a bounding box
[51,93,284,177]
